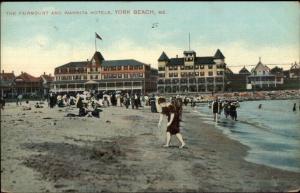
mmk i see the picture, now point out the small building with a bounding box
[224,66,250,92]
[248,58,281,89]
[15,72,43,98]
[0,70,16,98]
[289,62,300,78]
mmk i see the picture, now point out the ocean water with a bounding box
[193,99,300,172]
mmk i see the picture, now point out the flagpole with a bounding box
[95,33,97,52]
[189,32,191,51]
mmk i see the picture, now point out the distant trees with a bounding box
[270,66,283,75]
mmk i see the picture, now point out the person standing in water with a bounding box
[212,97,221,122]
[258,104,262,109]
[157,97,185,148]
[293,103,296,112]
[230,102,238,121]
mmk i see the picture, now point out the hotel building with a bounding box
[157,49,226,93]
[51,52,158,94]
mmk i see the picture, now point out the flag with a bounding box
[95,32,102,40]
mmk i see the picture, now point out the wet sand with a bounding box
[1,103,300,192]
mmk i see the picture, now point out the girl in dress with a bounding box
[157,97,186,148]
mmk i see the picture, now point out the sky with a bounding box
[1,1,299,76]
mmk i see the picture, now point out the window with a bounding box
[117,66,122,70]
[208,71,213,76]
[195,65,199,69]
[112,67,116,71]
[208,65,213,69]
[180,66,185,70]
[95,75,98,79]
[139,66,143,69]
[124,74,128,78]
[158,67,165,71]
[139,73,143,77]
[169,73,174,77]
[90,75,93,79]
[195,72,199,76]
[169,66,173,70]
[181,72,186,77]
[185,57,193,62]
[174,73,178,77]
[134,66,138,70]
[185,66,193,70]
[198,78,205,83]
[165,79,171,84]
[129,65,133,70]
[217,71,224,75]
[172,79,179,84]
[158,73,165,77]
[180,79,187,84]
[124,66,128,70]
[118,74,122,78]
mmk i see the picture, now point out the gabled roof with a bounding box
[15,72,41,82]
[102,59,147,67]
[166,56,216,66]
[0,72,15,81]
[158,51,169,61]
[195,57,215,64]
[239,66,250,74]
[168,58,184,66]
[56,61,88,69]
[41,74,54,82]
[225,67,234,74]
[93,51,105,61]
[291,62,300,70]
[251,58,270,73]
[214,49,225,59]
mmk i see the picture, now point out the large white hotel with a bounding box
[157,49,226,93]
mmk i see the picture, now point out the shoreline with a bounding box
[182,106,300,191]
[1,103,300,192]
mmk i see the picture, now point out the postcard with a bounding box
[1,2,299,192]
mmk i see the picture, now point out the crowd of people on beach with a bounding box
[46,90,160,118]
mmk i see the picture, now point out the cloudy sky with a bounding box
[1,2,299,76]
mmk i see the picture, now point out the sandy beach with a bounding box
[1,102,300,192]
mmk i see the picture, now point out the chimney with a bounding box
[176,55,178,58]
[12,71,14,74]
[2,70,4,73]
[44,72,46,75]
